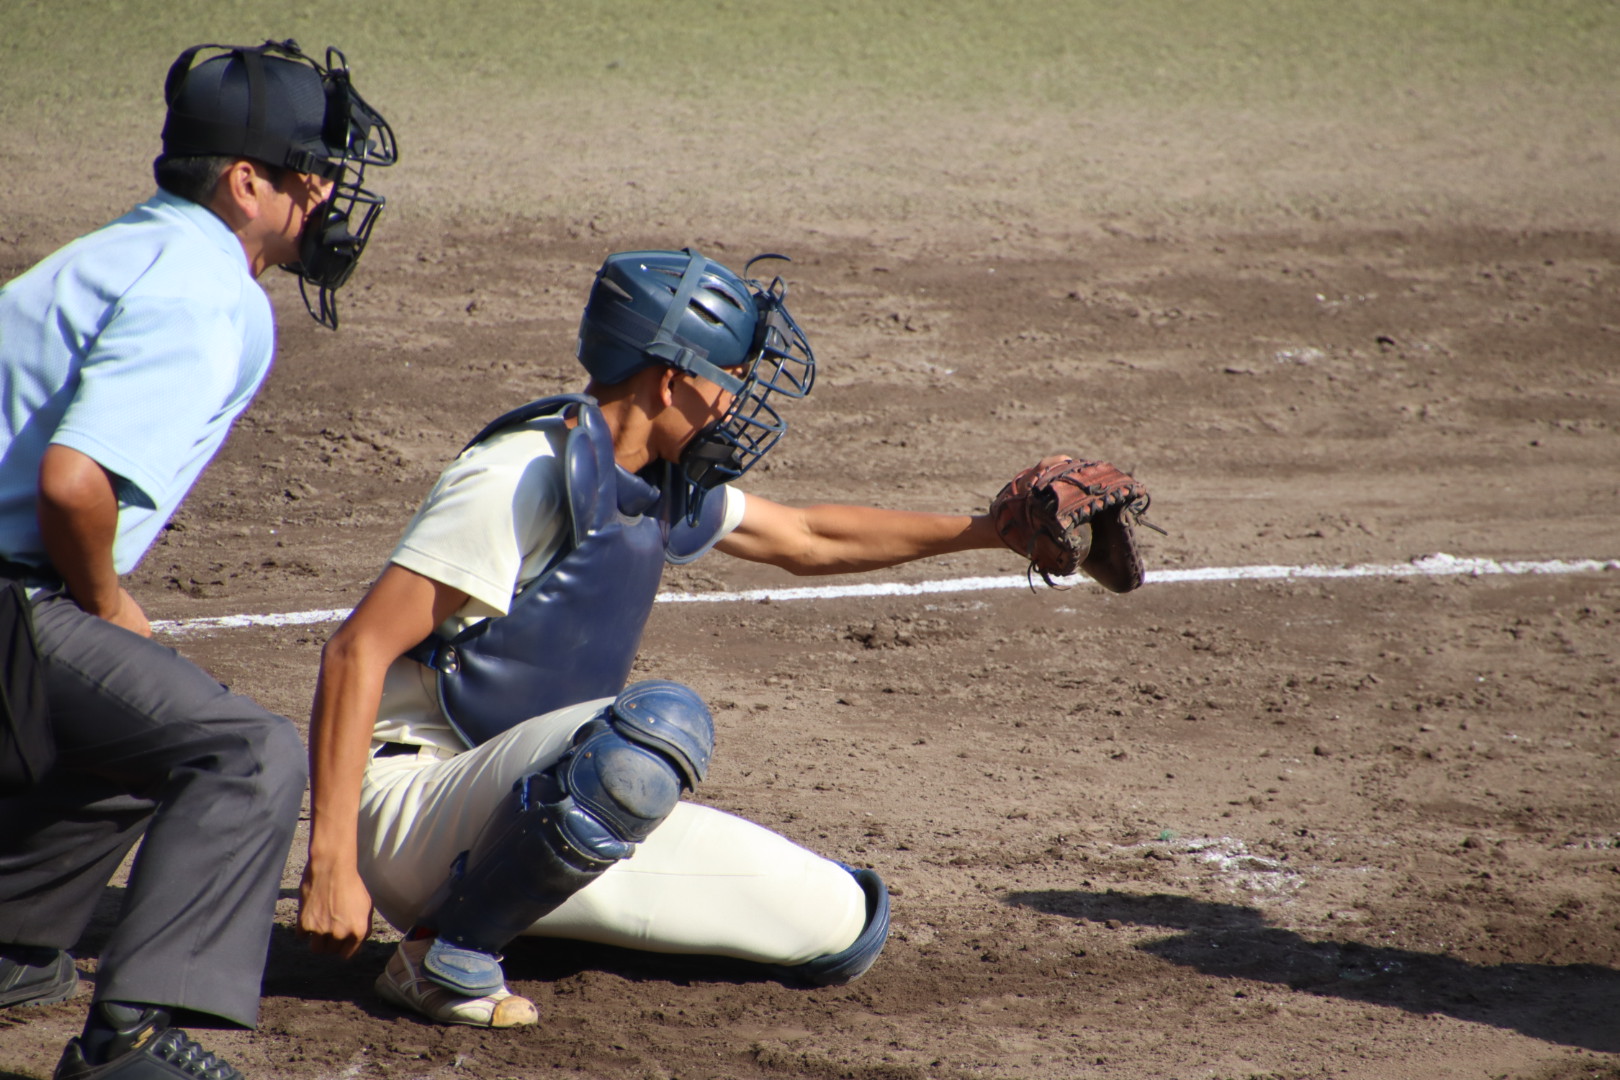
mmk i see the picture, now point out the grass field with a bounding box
[5,1,1618,234]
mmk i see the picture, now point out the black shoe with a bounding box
[55,1004,243,1080]
[0,946,78,1007]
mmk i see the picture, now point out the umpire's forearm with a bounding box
[36,444,124,614]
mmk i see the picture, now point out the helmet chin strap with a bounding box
[679,425,742,483]
[642,341,745,394]
[656,250,755,515]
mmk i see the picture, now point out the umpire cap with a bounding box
[160,42,342,179]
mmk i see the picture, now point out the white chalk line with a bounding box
[148,552,1617,636]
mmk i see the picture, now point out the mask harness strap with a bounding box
[642,249,746,395]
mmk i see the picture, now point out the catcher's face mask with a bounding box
[676,261,815,515]
[162,39,397,329]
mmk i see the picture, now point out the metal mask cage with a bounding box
[677,273,816,513]
[318,46,397,170]
[277,44,397,328]
[289,179,387,328]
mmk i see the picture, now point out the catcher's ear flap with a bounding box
[1078,507,1145,594]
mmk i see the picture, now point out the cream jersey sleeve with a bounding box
[388,425,571,627]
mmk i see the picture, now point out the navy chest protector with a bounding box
[407,394,726,748]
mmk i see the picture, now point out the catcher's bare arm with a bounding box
[300,565,469,958]
[717,496,1002,574]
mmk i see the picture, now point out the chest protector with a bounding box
[407,394,726,748]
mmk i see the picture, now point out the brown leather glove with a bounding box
[989,456,1161,591]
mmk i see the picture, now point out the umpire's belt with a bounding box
[0,558,63,594]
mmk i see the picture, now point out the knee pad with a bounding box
[607,679,714,788]
[556,678,714,851]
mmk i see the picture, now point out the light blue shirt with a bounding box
[0,190,275,573]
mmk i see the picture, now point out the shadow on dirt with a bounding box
[1007,889,1620,1053]
[501,937,828,990]
[72,885,816,1015]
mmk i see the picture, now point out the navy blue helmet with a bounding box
[577,248,815,501]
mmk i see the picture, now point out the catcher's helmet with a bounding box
[161,39,398,328]
[577,249,815,505]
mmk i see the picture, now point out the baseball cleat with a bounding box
[375,937,538,1028]
[0,946,78,1008]
[54,1004,240,1080]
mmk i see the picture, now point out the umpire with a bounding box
[0,40,394,1080]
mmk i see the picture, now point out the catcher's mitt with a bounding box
[989,456,1163,592]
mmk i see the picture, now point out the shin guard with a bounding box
[418,682,714,995]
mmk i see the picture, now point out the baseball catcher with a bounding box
[990,455,1162,591]
[297,249,1160,1030]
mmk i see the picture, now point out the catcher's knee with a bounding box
[600,679,714,789]
[559,680,715,846]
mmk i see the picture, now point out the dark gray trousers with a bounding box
[0,590,305,1027]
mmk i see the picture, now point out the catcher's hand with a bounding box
[989,455,1163,592]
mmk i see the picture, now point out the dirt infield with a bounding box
[4,5,1619,1079]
